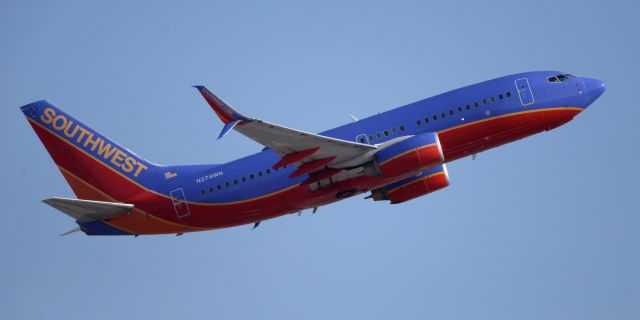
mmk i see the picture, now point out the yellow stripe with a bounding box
[438,107,583,134]
[387,172,445,194]
[379,143,437,166]
[28,117,300,206]
[29,106,582,210]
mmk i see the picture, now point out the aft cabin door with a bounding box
[515,78,535,106]
[170,188,191,219]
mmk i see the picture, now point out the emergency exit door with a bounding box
[170,188,191,219]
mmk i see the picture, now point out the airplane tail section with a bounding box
[20,101,161,202]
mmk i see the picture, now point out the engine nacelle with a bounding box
[374,132,444,179]
[369,164,450,204]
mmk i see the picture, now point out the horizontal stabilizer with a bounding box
[42,198,134,222]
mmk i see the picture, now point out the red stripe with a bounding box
[289,156,336,178]
[273,147,320,169]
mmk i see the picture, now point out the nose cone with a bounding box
[584,78,606,104]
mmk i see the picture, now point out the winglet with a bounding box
[218,120,241,140]
[193,85,250,125]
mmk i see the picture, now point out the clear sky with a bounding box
[1,0,638,319]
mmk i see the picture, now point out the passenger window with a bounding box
[466,104,471,110]
[432,115,438,121]
[383,130,389,136]
[200,190,205,196]
[498,94,504,100]
[376,132,381,139]
[474,102,479,107]
[506,91,512,98]
[457,107,462,113]
[368,135,374,142]
[233,179,238,185]
[209,187,213,193]
[266,169,271,174]
[449,109,454,115]
[258,171,263,177]
[359,137,366,143]
[225,181,230,187]
[241,177,246,182]
[440,112,446,118]
[217,184,222,190]
[391,127,397,134]
[416,119,421,126]
[490,96,495,103]
[424,117,429,124]
[399,125,405,131]
[482,99,487,105]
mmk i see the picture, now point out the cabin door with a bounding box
[515,78,535,106]
[170,188,191,219]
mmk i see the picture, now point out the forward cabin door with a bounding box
[515,78,535,106]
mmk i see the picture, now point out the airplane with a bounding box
[20,71,606,236]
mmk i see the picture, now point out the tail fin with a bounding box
[21,101,159,201]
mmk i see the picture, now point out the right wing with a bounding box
[194,86,378,177]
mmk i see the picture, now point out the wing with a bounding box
[194,86,378,178]
[43,198,134,222]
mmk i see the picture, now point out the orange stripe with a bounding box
[387,172,445,194]
[379,143,437,166]
[58,166,209,234]
[438,107,583,134]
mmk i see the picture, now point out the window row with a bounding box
[415,90,513,127]
[358,125,407,144]
[199,165,289,197]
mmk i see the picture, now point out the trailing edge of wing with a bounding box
[43,198,134,222]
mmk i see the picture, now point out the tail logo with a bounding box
[40,108,149,178]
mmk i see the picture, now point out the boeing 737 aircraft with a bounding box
[21,71,605,236]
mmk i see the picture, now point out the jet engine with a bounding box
[371,132,444,179]
[368,164,450,204]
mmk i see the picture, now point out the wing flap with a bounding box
[43,198,134,222]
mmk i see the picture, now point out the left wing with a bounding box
[43,198,134,222]
[193,86,378,177]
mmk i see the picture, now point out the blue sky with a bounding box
[1,0,638,319]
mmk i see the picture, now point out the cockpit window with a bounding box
[547,73,575,83]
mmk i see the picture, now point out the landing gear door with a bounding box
[515,78,535,106]
[170,188,191,219]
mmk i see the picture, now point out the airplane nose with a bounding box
[584,77,606,103]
